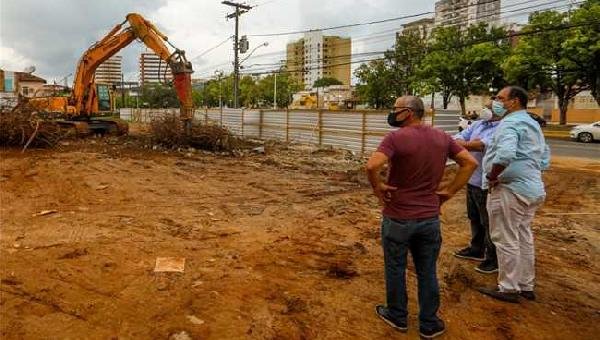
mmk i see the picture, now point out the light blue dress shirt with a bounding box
[454,120,500,188]
[482,110,551,201]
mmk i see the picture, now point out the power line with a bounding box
[246,0,505,37]
[238,18,600,76]
[195,0,581,77]
[236,1,581,74]
[189,36,233,62]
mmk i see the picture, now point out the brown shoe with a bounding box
[477,287,520,303]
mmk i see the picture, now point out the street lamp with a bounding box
[215,70,224,110]
[240,42,269,65]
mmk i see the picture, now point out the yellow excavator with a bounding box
[28,13,194,135]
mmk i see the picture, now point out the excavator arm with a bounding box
[70,13,193,121]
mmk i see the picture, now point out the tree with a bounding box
[140,83,179,108]
[384,28,429,96]
[504,10,590,124]
[421,23,508,113]
[313,77,342,88]
[257,72,301,108]
[564,0,600,105]
[354,59,394,109]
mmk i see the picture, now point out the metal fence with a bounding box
[120,108,460,154]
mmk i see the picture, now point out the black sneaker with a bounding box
[477,287,520,303]
[419,320,446,339]
[475,260,498,274]
[375,305,407,332]
[454,247,485,261]
[520,291,536,301]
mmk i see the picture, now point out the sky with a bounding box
[0,0,572,84]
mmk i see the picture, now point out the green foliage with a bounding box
[503,7,595,124]
[420,23,509,112]
[354,59,394,109]
[313,77,343,88]
[140,83,180,108]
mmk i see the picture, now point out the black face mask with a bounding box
[387,110,409,127]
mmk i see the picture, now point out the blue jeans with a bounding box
[381,215,442,328]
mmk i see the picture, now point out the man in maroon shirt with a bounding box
[366,96,477,339]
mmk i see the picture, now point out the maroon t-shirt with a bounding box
[377,124,464,220]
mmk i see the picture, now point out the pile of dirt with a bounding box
[150,114,243,152]
[0,105,63,148]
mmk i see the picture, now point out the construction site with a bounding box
[2,0,600,339]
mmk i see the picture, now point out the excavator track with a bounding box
[57,119,128,137]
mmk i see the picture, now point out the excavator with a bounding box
[28,13,193,135]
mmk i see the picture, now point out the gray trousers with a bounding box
[487,185,544,292]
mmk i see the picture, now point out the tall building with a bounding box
[95,55,122,85]
[139,50,173,84]
[286,31,351,90]
[434,0,501,29]
[401,17,435,39]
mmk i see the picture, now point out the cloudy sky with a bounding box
[0,0,566,84]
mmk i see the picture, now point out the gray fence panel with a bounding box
[118,107,459,155]
[243,110,260,138]
[288,111,319,144]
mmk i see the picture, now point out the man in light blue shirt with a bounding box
[453,105,501,274]
[478,86,550,304]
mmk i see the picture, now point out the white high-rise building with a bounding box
[434,0,501,29]
[139,50,173,84]
[95,55,122,85]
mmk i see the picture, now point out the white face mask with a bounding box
[479,108,493,121]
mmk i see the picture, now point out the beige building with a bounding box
[95,55,122,85]
[286,31,351,89]
[139,50,173,84]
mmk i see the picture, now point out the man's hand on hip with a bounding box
[373,183,397,206]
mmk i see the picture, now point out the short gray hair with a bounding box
[405,96,425,118]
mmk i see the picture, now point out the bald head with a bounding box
[395,96,425,118]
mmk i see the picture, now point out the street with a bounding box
[547,138,600,159]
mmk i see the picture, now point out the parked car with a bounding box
[458,117,472,132]
[570,121,600,143]
[527,112,547,127]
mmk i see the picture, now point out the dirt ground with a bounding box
[1,131,599,340]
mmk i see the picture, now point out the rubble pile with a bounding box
[149,114,242,152]
[0,105,63,148]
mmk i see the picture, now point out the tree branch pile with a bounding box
[150,113,242,152]
[0,105,63,149]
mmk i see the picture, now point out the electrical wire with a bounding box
[196,0,579,76]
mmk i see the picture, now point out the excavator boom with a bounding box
[67,13,193,122]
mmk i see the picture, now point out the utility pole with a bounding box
[273,72,277,109]
[222,1,252,109]
[121,73,125,108]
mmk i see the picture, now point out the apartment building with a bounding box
[139,50,173,84]
[286,31,351,89]
[434,0,501,29]
[95,55,122,85]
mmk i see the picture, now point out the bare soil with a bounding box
[1,131,599,339]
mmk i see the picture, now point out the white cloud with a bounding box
[0,46,36,73]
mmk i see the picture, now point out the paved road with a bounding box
[547,138,600,159]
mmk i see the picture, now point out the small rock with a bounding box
[12,243,21,248]
[252,146,265,154]
[185,153,193,158]
[152,145,159,150]
[169,331,192,340]
[186,315,205,325]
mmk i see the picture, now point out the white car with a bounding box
[570,121,600,143]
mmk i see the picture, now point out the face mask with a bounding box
[387,110,410,127]
[492,100,507,116]
[479,108,493,121]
